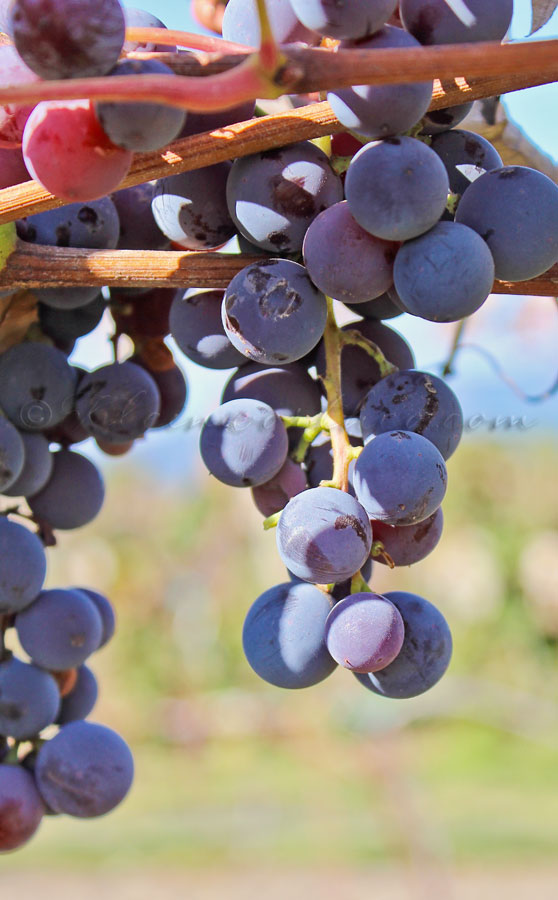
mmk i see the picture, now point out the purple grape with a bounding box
[354,430,447,524]
[3,431,53,498]
[75,361,161,443]
[345,292,403,320]
[132,357,188,429]
[0,343,77,432]
[57,665,98,724]
[420,101,474,135]
[394,221,495,322]
[400,0,513,45]
[0,518,46,614]
[371,509,444,566]
[112,184,170,251]
[35,721,134,818]
[455,166,558,281]
[429,129,503,197]
[277,486,372,583]
[303,201,398,304]
[289,0,397,39]
[123,7,174,52]
[360,369,463,459]
[200,399,288,488]
[39,293,106,350]
[0,417,25,492]
[327,27,433,140]
[222,362,322,418]
[226,142,343,253]
[251,458,308,516]
[325,592,404,672]
[354,591,452,697]
[16,588,103,671]
[95,59,186,153]
[330,557,374,602]
[10,0,125,79]
[152,163,235,250]
[170,289,247,370]
[223,259,327,365]
[0,764,44,851]
[222,0,318,46]
[345,137,450,241]
[78,588,115,648]
[178,101,256,138]
[28,449,105,530]
[0,657,60,739]
[242,582,336,689]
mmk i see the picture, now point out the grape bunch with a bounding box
[1,0,557,856]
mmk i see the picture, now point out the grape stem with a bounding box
[441,318,467,376]
[263,511,281,530]
[350,571,372,594]
[320,298,351,493]
[371,541,396,569]
[124,26,254,54]
[340,329,398,378]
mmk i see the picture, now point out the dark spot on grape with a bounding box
[55,225,71,247]
[497,167,525,180]
[482,229,495,241]
[391,431,411,440]
[334,514,368,545]
[30,387,46,401]
[268,231,289,248]
[77,206,99,226]
[246,268,273,293]
[16,222,37,243]
[436,463,446,485]
[410,8,441,44]
[258,283,302,320]
[271,175,315,218]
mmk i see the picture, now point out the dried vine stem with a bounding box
[1,242,557,294]
[1,61,557,226]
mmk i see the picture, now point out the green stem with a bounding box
[446,191,461,216]
[371,540,395,569]
[350,571,372,594]
[280,413,323,430]
[292,420,326,463]
[263,511,281,530]
[321,297,351,492]
[442,318,467,376]
[340,328,398,378]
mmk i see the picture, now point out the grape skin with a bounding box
[123,7,174,52]
[371,509,444,567]
[251,458,308,517]
[0,657,61,739]
[360,369,463,459]
[289,0,397,40]
[39,293,106,351]
[242,582,337,689]
[0,147,29,187]
[0,45,39,148]
[28,449,105,530]
[36,721,134,818]
[170,289,248,370]
[277,486,372,584]
[112,184,170,252]
[200,399,289,488]
[345,137,450,242]
[0,417,24,492]
[16,588,103,671]
[354,591,452,698]
[222,259,327,365]
[0,518,47,615]
[2,431,53,498]
[325,592,405,673]
[455,166,558,282]
[0,764,44,851]
[222,0,318,46]
[344,292,403,320]
[75,361,161,444]
[222,362,322,419]
[400,0,513,45]
[152,164,236,250]
[78,588,116,648]
[131,355,188,430]
[420,102,474,135]
[57,665,98,725]
[0,342,77,432]
[429,129,503,197]
[353,430,447,524]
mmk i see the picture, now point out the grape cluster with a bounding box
[0,0,557,856]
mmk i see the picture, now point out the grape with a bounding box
[78,589,115,648]
[429,129,503,197]
[0,342,77,432]
[123,7,174,52]
[3,431,52,498]
[0,518,46,614]
[360,369,463,459]
[178,101,256,138]
[16,588,103,671]
[22,101,133,204]
[39,293,106,351]
[222,0,318,46]
[57,665,98,724]
[222,259,327,365]
[251,458,308,516]
[242,582,336,689]
[0,45,39,148]
[28,449,105,530]
[330,557,374,602]
[345,137,450,241]
[345,292,403,320]
[354,591,452,697]
[95,59,186,152]
[199,399,288,487]
[400,0,513,45]
[0,657,60,739]
[371,508,444,566]
[35,721,134,817]
[18,197,120,310]
[222,362,322,419]
[152,163,235,250]
[315,320,415,416]
[327,27,433,140]
[112,184,170,251]
[75,361,161,443]
[303,201,398,304]
[420,101,474,135]
[277,486,372,583]
[10,0,125,79]
[393,221,495,322]
[0,148,29,188]
[111,288,175,340]
[170,289,247,370]
[0,765,44,851]
[325,592,404,672]
[226,141,343,253]
[131,354,188,429]
[0,417,25,492]
[455,166,558,281]
[289,0,397,40]
[353,430,447,524]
